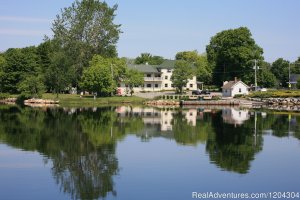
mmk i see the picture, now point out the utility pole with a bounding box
[288,62,291,89]
[253,60,259,90]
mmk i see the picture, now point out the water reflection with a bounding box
[0,105,300,199]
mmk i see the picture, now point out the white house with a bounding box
[117,60,197,95]
[222,108,250,126]
[222,78,249,97]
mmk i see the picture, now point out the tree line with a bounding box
[1,1,299,98]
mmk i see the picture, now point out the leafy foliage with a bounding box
[80,55,127,96]
[271,58,289,87]
[171,60,194,93]
[175,50,213,84]
[18,75,45,98]
[0,47,41,93]
[123,69,144,96]
[206,27,264,85]
[51,0,121,87]
[134,53,164,65]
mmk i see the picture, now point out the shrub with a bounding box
[0,93,9,100]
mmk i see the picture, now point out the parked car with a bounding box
[192,90,201,95]
[201,90,211,95]
[257,87,267,92]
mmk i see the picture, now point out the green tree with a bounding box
[206,27,264,86]
[123,69,144,96]
[176,50,213,85]
[18,75,45,98]
[1,47,40,93]
[171,60,194,94]
[46,50,73,96]
[51,0,121,87]
[296,78,300,89]
[135,53,164,65]
[80,55,127,96]
[271,58,289,87]
[0,55,5,93]
[258,62,277,88]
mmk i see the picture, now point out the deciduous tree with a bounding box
[206,27,263,85]
[51,0,121,87]
[171,60,194,94]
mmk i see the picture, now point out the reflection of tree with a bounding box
[0,106,119,200]
[171,111,213,145]
[207,112,263,174]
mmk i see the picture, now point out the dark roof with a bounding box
[290,74,300,83]
[127,64,158,73]
[222,80,249,89]
[127,60,177,73]
[158,60,176,69]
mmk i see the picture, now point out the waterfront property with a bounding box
[117,60,197,95]
[222,78,249,97]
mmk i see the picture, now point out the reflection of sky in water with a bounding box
[0,106,300,200]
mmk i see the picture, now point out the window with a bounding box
[167,69,172,72]
[190,84,193,88]
[147,84,152,88]
[225,89,227,93]
[165,76,168,80]
[239,88,241,92]
[155,84,158,88]
[165,84,168,88]
[147,74,151,77]
[171,84,174,88]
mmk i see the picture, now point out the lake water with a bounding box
[0,105,300,200]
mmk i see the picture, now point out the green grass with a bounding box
[42,93,146,107]
[248,90,300,98]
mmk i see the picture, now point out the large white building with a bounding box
[117,60,197,95]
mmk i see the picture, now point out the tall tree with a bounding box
[257,62,277,88]
[271,58,289,87]
[80,55,127,96]
[1,47,41,93]
[206,27,263,86]
[51,0,121,87]
[171,60,194,94]
[176,50,213,85]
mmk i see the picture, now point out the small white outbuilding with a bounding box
[222,78,249,97]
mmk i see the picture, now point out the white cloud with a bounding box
[0,28,51,36]
[0,16,51,23]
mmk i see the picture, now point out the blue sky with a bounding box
[0,0,299,62]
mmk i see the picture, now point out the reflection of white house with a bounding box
[222,78,249,97]
[222,108,250,126]
[115,106,197,131]
[117,60,197,95]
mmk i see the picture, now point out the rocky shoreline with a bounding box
[249,97,300,105]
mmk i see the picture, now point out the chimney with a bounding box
[234,77,238,83]
[223,81,228,86]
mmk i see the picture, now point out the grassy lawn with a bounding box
[42,93,146,107]
[248,90,300,98]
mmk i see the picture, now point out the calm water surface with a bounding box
[0,105,300,200]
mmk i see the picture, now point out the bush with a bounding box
[16,94,31,104]
[0,93,9,100]
[248,90,300,98]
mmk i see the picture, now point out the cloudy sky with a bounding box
[0,0,299,62]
